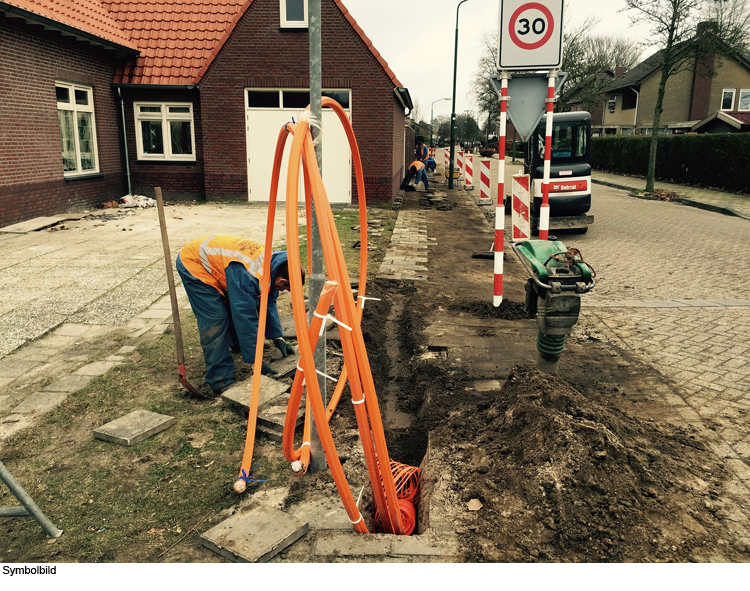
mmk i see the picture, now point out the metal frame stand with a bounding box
[0,461,62,538]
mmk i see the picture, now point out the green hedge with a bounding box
[591,133,750,194]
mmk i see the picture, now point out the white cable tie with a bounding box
[301,441,311,448]
[316,369,337,382]
[356,485,365,508]
[357,295,381,310]
[313,312,353,333]
[296,365,304,372]
[349,513,364,525]
[352,394,366,405]
[301,109,321,129]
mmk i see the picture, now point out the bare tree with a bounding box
[703,0,750,50]
[470,31,501,140]
[624,0,747,192]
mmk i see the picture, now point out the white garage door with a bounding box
[245,89,352,203]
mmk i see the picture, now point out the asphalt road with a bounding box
[568,184,750,485]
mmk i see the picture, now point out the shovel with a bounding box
[155,187,203,398]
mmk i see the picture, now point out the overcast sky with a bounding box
[342,0,655,122]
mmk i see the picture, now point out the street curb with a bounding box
[592,178,750,221]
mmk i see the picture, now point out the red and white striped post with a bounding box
[479,159,491,202]
[444,147,450,169]
[457,150,464,176]
[429,147,436,159]
[539,70,557,241]
[464,154,474,189]
[494,72,509,307]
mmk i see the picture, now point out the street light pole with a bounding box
[449,0,474,189]
[430,97,450,148]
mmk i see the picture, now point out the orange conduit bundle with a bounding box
[234,98,407,535]
[373,461,421,535]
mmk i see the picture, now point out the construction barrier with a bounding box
[234,98,415,536]
[464,154,474,189]
[479,159,491,202]
[512,174,531,241]
[495,74,509,307]
[428,147,436,159]
[443,147,449,169]
[457,150,464,176]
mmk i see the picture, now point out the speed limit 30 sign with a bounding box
[498,0,564,70]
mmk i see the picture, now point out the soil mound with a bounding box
[457,299,528,320]
[442,365,737,562]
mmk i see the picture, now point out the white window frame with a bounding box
[134,102,196,161]
[738,88,750,111]
[56,82,99,177]
[245,88,351,110]
[721,88,736,111]
[280,0,307,28]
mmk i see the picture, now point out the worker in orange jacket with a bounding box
[176,235,303,395]
[400,160,430,191]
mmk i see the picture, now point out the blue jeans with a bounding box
[415,168,429,189]
[177,257,268,391]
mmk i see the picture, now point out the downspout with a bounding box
[117,87,132,196]
[632,86,640,132]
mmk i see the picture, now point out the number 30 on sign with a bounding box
[497,0,564,70]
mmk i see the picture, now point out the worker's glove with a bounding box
[273,338,295,358]
[261,361,278,376]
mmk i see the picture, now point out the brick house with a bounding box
[599,27,750,137]
[0,0,413,228]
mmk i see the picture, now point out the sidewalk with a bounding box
[592,171,750,220]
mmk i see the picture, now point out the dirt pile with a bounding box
[434,365,741,562]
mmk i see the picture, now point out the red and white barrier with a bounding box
[443,148,449,169]
[494,74,509,307]
[457,151,464,176]
[429,148,436,159]
[479,159,491,202]
[464,155,474,189]
[540,72,556,240]
[512,174,531,241]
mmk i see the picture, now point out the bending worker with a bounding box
[176,235,302,395]
[400,160,429,191]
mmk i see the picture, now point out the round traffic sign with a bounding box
[508,3,554,51]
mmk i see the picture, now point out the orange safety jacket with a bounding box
[409,160,425,172]
[179,235,266,295]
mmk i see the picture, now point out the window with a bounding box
[280,0,307,28]
[537,121,588,160]
[135,103,195,161]
[608,98,616,113]
[246,89,351,110]
[721,88,736,111]
[739,89,750,111]
[56,82,98,176]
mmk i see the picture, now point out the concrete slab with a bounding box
[12,390,68,415]
[280,315,297,339]
[0,216,75,234]
[201,506,309,563]
[268,351,299,377]
[117,346,137,354]
[74,361,120,376]
[93,409,176,446]
[54,323,91,337]
[222,376,300,434]
[0,359,41,379]
[43,374,93,393]
[284,493,353,531]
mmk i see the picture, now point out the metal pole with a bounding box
[307,0,326,473]
[449,0,472,189]
[0,461,62,538]
[540,69,557,241]
[494,71,509,307]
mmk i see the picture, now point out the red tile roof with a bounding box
[3,0,137,50]
[727,111,750,125]
[5,0,401,88]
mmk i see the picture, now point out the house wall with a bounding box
[638,65,694,127]
[198,0,405,204]
[0,15,126,227]
[708,58,750,111]
[118,88,205,201]
[602,93,636,128]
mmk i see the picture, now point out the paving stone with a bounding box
[0,359,41,379]
[117,346,137,354]
[43,374,93,393]
[268,352,299,377]
[106,356,126,362]
[221,376,290,411]
[313,531,392,556]
[74,361,119,376]
[201,506,309,563]
[54,323,91,337]
[135,308,173,320]
[93,409,176,446]
[12,390,68,415]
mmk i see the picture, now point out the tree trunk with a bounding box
[646,49,673,193]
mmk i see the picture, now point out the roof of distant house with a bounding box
[1,0,402,87]
[691,110,750,131]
